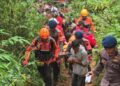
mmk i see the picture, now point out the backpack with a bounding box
[84,32,96,48]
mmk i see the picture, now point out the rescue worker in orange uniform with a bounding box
[22,28,58,86]
[77,9,96,32]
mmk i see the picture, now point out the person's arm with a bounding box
[66,35,75,52]
[67,49,75,63]
[74,51,88,67]
[89,51,105,77]
[76,17,82,25]
[66,44,72,52]
[93,59,104,76]
[50,38,59,62]
[23,38,38,65]
[58,29,67,44]
[67,56,74,63]
[89,17,96,32]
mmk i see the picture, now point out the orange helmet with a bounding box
[80,9,89,16]
[39,28,50,39]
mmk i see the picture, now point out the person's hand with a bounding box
[72,58,77,63]
[45,58,53,65]
[101,59,107,65]
[88,71,95,79]
[67,57,74,63]
[53,57,57,62]
[64,41,68,45]
[22,60,28,66]
[112,56,120,63]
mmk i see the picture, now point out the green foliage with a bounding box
[0,0,46,85]
[1,36,30,46]
[0,29,44,85]
[0,0,120,85]
[0,0,46,39]
[0,52,44,86]
[0,29,11,36]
